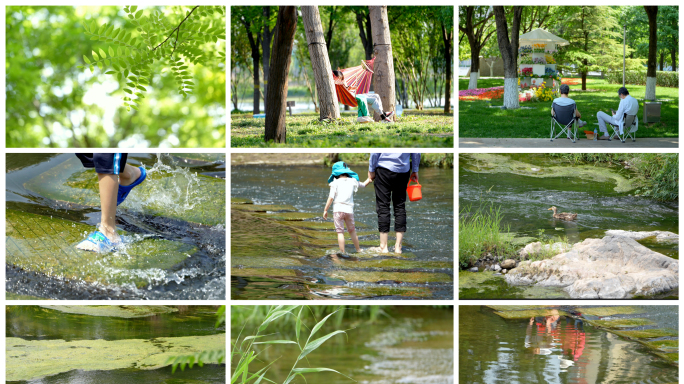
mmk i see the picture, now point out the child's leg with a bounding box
[344,214,361,252]
[333,212,346,253]
[119,164,141,186]
[97,173,119,241]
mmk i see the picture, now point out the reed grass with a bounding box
[231,305,354,384]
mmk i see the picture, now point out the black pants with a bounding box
[374,167,410,233]
[76,153,128,175]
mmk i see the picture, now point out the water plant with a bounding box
[231,305,354,384]
[167,305,226,373]
[459,204,517,269]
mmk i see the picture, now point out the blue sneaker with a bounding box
[75,231,117,253]
[117,166,146,206]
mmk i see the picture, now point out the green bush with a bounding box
[459,204,516,269]
[606,70,678,87]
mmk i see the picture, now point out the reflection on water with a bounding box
[459,155,678,258]
[460,306,678,384]
[233,307,453,384]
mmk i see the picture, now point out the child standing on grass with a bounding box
[323,161,372,254]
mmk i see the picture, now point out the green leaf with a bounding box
[130,104,139,111]
[296,307,303,343]
[108,46,115,57]
[136,85,146,91]
[92,51,99,61]
[105,70,116,75]
[130,5,138,13]
[90,21,97,33]
[123,88,133,94]
[299,330,346,361]
[98,23,106,35]
[83,55,91,64]
[99,48,107,59]
[252,340,298,345]
[104,24,114,37]
[135,10,143,19]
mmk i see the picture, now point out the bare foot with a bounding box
[394,245,402,254]
[370,246,389,254]
[75,240,99,252]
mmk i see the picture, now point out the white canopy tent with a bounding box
[519,28,569,46]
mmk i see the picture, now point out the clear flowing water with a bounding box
[7,306,225,384]
[460,154,678,258]
[5,153,226,300]
[232,306,453,384]
[460,306,679,384]
[231,164,454,299]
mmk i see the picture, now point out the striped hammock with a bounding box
[334,58,375,107]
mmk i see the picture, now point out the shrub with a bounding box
[606,70,678,87]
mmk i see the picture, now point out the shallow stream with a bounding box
[460,306,678,384]
[231,163,454,299]
[6,153,226,300]
[232,306,453,383]
[7,305,225,383]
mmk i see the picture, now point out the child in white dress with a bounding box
[323,161,372,253]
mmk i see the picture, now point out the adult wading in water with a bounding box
[368,153,420,253]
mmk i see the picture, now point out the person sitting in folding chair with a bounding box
[550,85,585,142]
[596,87,639,140]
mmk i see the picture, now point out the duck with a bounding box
[548,206,577,221]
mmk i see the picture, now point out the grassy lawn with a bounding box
[231,109,454,148]
[459,77,678,138]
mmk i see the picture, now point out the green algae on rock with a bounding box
[7,210,196,288]
[645,339,678,352]
[613,328,679,339]
[24,156,225,226]
[39,305,178,318]
[491,308,568,319]
[460,153,638,193]
[232,204,298,212]
[578,306,645,317]
[231,197,253,204]
[6,334,225,382]
[253,212,320,221]
[326,270,452,284]
[588,318,654,329]
[231,267,301,279]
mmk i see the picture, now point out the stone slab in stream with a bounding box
[231,197,254,204]
[606,229,679,243]
[7,210,196,288]
[505,236,679,299]
[325,270,452,284]
[6,334,225,382]
[253,212,320,221]
[278,220,370,230]
[24,156,225,226]
[39,305,178,318]
[232,203,298,212]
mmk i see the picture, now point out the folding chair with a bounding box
[550,102,578,143]
[608,114,638,143]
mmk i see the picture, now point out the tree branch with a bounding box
[153,5,200,51]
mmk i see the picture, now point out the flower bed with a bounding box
[562,78,582,85]
[459,86,505,101]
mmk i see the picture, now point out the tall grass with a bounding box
[231,305,354,384]
[459,204,516,269]
[232,305,388,331]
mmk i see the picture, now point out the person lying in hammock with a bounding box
[333,70,394,123]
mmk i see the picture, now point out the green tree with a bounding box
[459,6,495,90]
[6,6,225,148]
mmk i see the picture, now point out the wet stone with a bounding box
[253,212,320,221]
[325,270,452,284]
[39,305,178,318]
[6,210,196,288]
[577,306,644,317]
[589,318,654,329]
[231,197,253,204]
[232,204,298,212]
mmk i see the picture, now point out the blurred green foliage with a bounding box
[6,6,226,148]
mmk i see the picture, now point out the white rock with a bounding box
[605,230,679,243]
[505,236,678,299]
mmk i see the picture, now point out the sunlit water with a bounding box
[460,154,678,258]
[6,153,226,300]
[7,306,225,384]
[231,163,454,299]
[460,306,678,384]
[233,306,453,384]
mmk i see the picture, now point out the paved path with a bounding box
[459,137,678,148]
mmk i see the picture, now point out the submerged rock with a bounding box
[505,236,679,299]
[519,241,570,258]
[39,305,178,318]
[606,229,679,243]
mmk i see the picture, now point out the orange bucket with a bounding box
[407,180,422,202]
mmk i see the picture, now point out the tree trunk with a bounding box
[369,6,396,121]
[493,6,522,109]
[264,6,297,143]
[645,6,658,101]
[659,51,664,71]
[251,46,260,114]
[301,6,341,120]
[262,7,273,103]
[442,22,452,114]
[355,10,373,60]
[671,47,677,72]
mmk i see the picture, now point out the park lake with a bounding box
[459,153,678,299]
[6,305,225,383]
[6,153,226,300]
[460,305,678,384]
[231,156,454,300]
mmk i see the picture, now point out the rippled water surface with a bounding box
[233,306,453,383]
[460,306,678,384]
[6,153,226,300]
